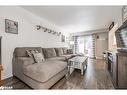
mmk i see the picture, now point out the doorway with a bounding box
[76,35,94,58]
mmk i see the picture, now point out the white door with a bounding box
[96,38,108,59]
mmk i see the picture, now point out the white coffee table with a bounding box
[68,56,88,75]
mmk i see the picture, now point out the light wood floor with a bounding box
[2,58,114,89]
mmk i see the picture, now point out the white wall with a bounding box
[0,6,67,79]
[108,24,118,51]
[95,32,108,59]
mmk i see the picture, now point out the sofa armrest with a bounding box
[12,57,35,77]
[16,57,34,66]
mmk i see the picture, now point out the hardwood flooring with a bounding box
[2,58,114,89]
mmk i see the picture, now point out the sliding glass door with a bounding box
[76,35,94,58]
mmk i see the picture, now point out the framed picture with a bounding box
[122,6,127,23]
[61,35,65,42]
[5,19,18,34]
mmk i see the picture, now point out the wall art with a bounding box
[5,19,18,34]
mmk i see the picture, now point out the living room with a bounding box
[0,3,127,92]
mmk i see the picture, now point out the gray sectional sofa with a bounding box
[12,47,76,89]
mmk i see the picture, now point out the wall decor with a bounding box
[109,22,114,31]
[5,19,18,34]
[36,25,61,36]
[61,35,65,42]
[52,31,56,35]
[47,29,51,33]
[122,6,127,23]
[36,25,41,30]
[57,32,61,36]
[44,28,47,32]
[96,35,99,39]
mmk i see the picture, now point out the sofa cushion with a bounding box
[16,57,35,66]
[43,48,57,58]
[46,56,66,61]
[62,48,68,54]
[23,60,67,82]
[14,47,43,57]
[55,48,64,56]
[60,54,72,59]
[61,54,77,60]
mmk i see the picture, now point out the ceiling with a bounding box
[22,6,122,33]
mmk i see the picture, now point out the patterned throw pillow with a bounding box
[26,49,39,57]
[32,53,45,63]
[63,48,68,54]
[67,49,73,54]
[26,49,45,63]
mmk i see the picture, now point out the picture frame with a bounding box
[122,6,127,23]
[61,35,65,42]
[5,19,18,34]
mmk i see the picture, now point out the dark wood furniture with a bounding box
[0,65,3,86]
[106,51,127,89]
[117,52,127,88]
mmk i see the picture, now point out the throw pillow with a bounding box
[26,49,45,63]
[55,48,64,56]
[32,53,45,63]
[43,48,57,58]
[67,49,73,54]
[63,48,68,54]
[26,49,39,57]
